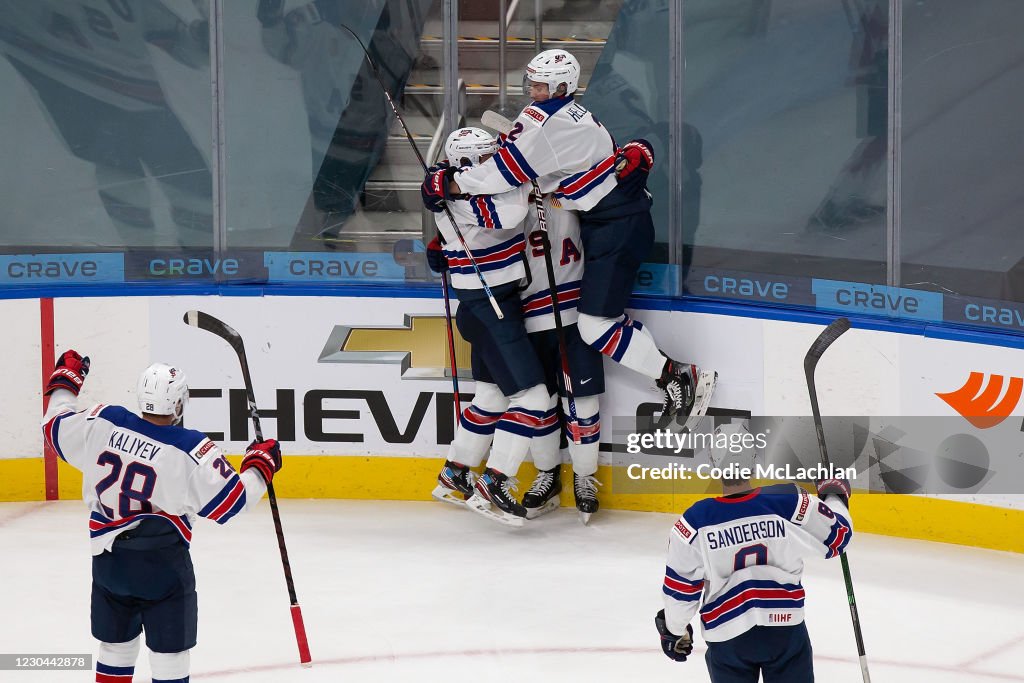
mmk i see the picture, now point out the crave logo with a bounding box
[936,372,1023,429]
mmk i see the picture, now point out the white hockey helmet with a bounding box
[445,127,498,167]
[137,362,189,424]
[708,421,757,474]
[524,49,581,96]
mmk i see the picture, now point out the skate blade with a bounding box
[578,510,593,525]
[525,496,561,519]
[682,370,718,434]
[466,494,526,527]
[431,484,470,508]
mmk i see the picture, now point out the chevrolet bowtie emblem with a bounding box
[318,315,472,379]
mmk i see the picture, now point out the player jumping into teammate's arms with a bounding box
[41,351,282,683]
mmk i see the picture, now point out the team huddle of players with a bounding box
[421,48,716,527]
[40,48,854,683]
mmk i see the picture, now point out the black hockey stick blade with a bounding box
[803,317,851,373]
[183,310,245,357]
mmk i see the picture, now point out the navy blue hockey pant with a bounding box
[578,205,655,318]
[92,520,198,653]
[705,623,814,683]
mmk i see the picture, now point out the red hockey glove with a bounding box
[426,235,448,274]
[241,438,282,484]
[615,139,655,178]
[655,610,693,662]
[45,350,90,396]
[816,477,852,506]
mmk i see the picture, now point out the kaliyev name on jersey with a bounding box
[107,429,162,461]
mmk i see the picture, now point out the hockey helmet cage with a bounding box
[524,49,580,96]
[708,420,758,475]
[137,362,189,425]
[445,127,498,167]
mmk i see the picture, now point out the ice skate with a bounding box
[465,468,527,527]
[657,359,718,432]
[522,467,562,519]
[431,460,476,507]
[574,472,602,525]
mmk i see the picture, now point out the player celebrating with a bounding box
[654,422,854,682]
[426,127,549,526]
[41,350,283,683]
[421,49,715,424]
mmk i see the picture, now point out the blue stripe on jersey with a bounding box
[700,579,805,629]
[482,196,501,228]
[217,493,248,525]
[505,143,539,181]
[683,484,802,531]
[98,406,207,453]
[493,152,522,186]
[823,513,853,558]
[531,95,575,117]
[47,412,73,461]
[198,475,242,517]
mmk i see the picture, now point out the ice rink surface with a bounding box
[2,498,1023,682]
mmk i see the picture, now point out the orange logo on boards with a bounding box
[936,372,1023,429]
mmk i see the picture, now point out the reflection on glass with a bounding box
[683,0,887,288]
[0,0,212,248]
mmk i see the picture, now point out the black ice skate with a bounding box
[657,359,718,433]
[522,467,562,519]
[466,467,527,527]
[431,460,476,507]
[574,472,603,525]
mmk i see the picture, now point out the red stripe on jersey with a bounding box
[664,576,702,594]
[497,147,530,183]
[522,287,581,314]
[600,327,623,356]
[701,587,806,623]
[447,240,524,268]
[209,479,245,521]
[89,512,193,543]
[475,197,496,229]
[560,156,616,194]
[828,523,850,557]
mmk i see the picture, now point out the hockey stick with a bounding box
[803,317,871,683]
[440,272,462,417]
[183,311,313,668]
[336,23,504,321]
[482,109,582,442]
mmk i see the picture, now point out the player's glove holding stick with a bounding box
[45,350,91,396]
[242,438,283,484]
[614,139,655,178]
[420,163,457,213]
[655,609,694,662]
[426,235,448,274]
[816,476,852,507]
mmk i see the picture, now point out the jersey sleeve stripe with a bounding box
[492,150,523,186]
[204,478,246,523]
[556,156,616,198]
[215,491,248,525]
[824,514,853,558]
[198,475,242,517]
[505,143,539,180]
[42,411,73,462]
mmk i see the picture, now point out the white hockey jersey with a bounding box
[42,388,266,556]
[520,195,584,333]
[435,183,531,291]
[663,484,853,642]
[454,96,618,211]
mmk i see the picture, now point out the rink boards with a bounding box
[2,294,1022,552]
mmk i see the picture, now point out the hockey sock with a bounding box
[96,637,140,683]
[530,393,562,471]
[486,383,550,476]
[566,394,600,476]
[577,313,665,380]
[150,650,190,683]
[449,382,507,467]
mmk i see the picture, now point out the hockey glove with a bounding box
[241,438,282,484]
[816,477,852,506]
[45,350,90,396]
[426,235,448,273]
[655,610,694,662]
[615,139,655,179]
[421,167,456,213]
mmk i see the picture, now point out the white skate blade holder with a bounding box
[431,484,471,508]
[579,510,593,526]
[465,493,526,528]
[525,496,561,520]
[682,370,718,434]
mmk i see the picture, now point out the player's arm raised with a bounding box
[790,481,855,560]
[655,514,704,662]
[40,350,96,470]
[188,439,282,524]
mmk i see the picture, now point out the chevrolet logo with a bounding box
[318,315,472,379]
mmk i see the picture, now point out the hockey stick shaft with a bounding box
[532,184,581,444]
[803,317,869,682]
[440,272,462,417]
[183,311,312,667]
[337,23,504,320]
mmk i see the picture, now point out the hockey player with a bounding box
[425,127,549,526]
[654,422,854,682]
[41,350,283,683]
[421,49,715,424]
[518,194,605,523]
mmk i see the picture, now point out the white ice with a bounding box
[2,499,1023,682]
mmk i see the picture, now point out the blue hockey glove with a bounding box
[655,610,693,662]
